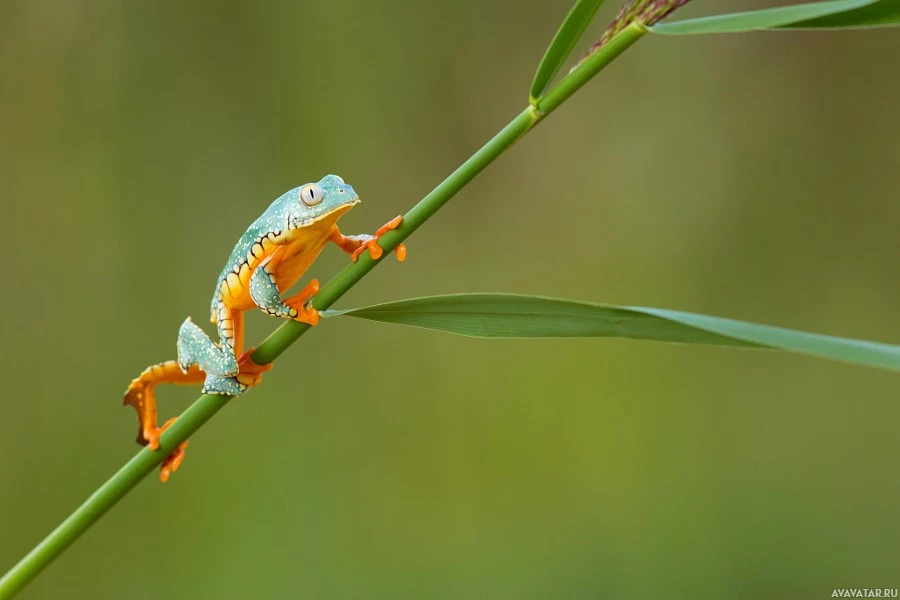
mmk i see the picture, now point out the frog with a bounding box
[123,174,406,482]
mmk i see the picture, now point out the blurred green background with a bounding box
[2,1,899,598]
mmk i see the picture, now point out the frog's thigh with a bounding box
[197,298,246,360]
[212,300,243,356]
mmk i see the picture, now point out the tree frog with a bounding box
[123,174,405,481]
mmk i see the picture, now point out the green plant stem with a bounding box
[537,21,646,114]
[0,22,646,600]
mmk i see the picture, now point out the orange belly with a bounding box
[219,221,338,313]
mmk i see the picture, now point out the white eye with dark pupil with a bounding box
[300,184,323,206]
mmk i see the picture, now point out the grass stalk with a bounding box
[0,22,646,600]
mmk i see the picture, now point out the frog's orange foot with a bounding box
[284,279,320,326]
[236,348,274,388]
[143,427,161,451]
[124,381,155,446]
[151,417,190,483]
[351,215,407,263]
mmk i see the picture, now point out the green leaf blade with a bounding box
[634,306,900,371]
[530,0,606,104]
[323,293,900,372]
[784,0,900,28]
[650,0,899,35]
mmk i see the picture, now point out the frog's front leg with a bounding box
[329,215,408,262]
[235,260,321,386]
[249,260,321,326]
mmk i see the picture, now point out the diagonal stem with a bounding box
[0,23,645,600]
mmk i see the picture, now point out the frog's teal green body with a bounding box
[185,174,362,396]
[123,174,406,481]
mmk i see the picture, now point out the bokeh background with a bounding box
[2,1,899,598]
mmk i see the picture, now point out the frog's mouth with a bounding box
[287,197,360,231]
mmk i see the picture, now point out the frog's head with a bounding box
[286,174,360,232]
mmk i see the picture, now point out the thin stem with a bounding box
[539,22,646,114]
[0,24,645,600]
[0,394,231,599]
[254,104,541,364]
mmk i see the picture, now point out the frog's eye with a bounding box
[332,175,345,185]
[299,184,324,206]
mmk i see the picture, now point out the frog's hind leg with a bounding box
[124,361,205,448]
[122,314,243,484]
[123,361,203,482]
[177,314,244,396]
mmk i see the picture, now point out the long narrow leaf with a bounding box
[530,0,606,103]
[323,294,900,372]
[786,0,900,28]
[651,0,899,34]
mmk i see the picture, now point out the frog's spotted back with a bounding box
[214,175,361,312]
